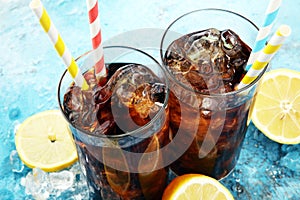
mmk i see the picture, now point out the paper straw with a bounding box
[245,0,282,70]
[238,25,291,89]
[29,0,89,90]
[86,0,106,79]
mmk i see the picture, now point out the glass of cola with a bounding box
[58,46,170,199]
[160,9,267,180]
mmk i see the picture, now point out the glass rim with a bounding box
[160,8,265,97]
[57,45,170,139]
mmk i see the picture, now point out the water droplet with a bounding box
[231,182,244,194]
[31,59,41,66]
[9,106,20,120]
[28,67,37,74]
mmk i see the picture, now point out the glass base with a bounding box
[168,165,236,181]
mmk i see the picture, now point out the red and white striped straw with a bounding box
[86,0,106,79]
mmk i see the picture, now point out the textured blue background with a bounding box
[1,0,300,199]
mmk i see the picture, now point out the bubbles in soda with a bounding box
[164,28,251,94]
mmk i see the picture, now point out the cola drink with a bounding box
[163,28,255,179]
[63,63,168,135]
[59,47,169,199]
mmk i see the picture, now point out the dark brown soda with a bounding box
[164,28,252,179]
[62,63,169,199]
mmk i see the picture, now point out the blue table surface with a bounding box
[1,0,300,199]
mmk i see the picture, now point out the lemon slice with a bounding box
[251,68,300,144]
[162,174,234,200]
[15,110,78,172]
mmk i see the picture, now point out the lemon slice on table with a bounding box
[251,68,300,144]
[162,174,234,200]
[15,110,78,172]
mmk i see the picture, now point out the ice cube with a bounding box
[206,74,222,92]
[114,82,136,107]
[165,28,250,94]
[150,83,166,103]
[65,63,165,134]
[186,28,220,64]
[201,97,218,110]
[78,63,164,133]
[186,70,206,89]
[9,150,24,173]
[58,163,90,199]
[21,168,52,199]
[221,29,249,63]
[49,170,74,190]
[96,64,156,106]
[63,86,84,115]
[64,85,99,132]
[110,64,163,119]
[186,40,208,63]
[131,83,154,118]
[131,70,146,85]
[20,164,86,199]
[221,29,238,51]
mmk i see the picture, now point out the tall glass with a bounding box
[58,46,170,199]
[160,9,266,180]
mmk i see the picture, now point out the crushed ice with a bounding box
[20,163,89,199]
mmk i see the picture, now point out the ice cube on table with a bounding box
[49,170,74,190]
[21,168,51,199]
[9,150,24,173]
[20,164,84,199]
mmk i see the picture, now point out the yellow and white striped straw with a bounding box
[30,0,89,90]
[237,25,291,89]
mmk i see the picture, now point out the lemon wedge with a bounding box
[162,174,234,200]
[251,68,300,144]
[15,110,78,172]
